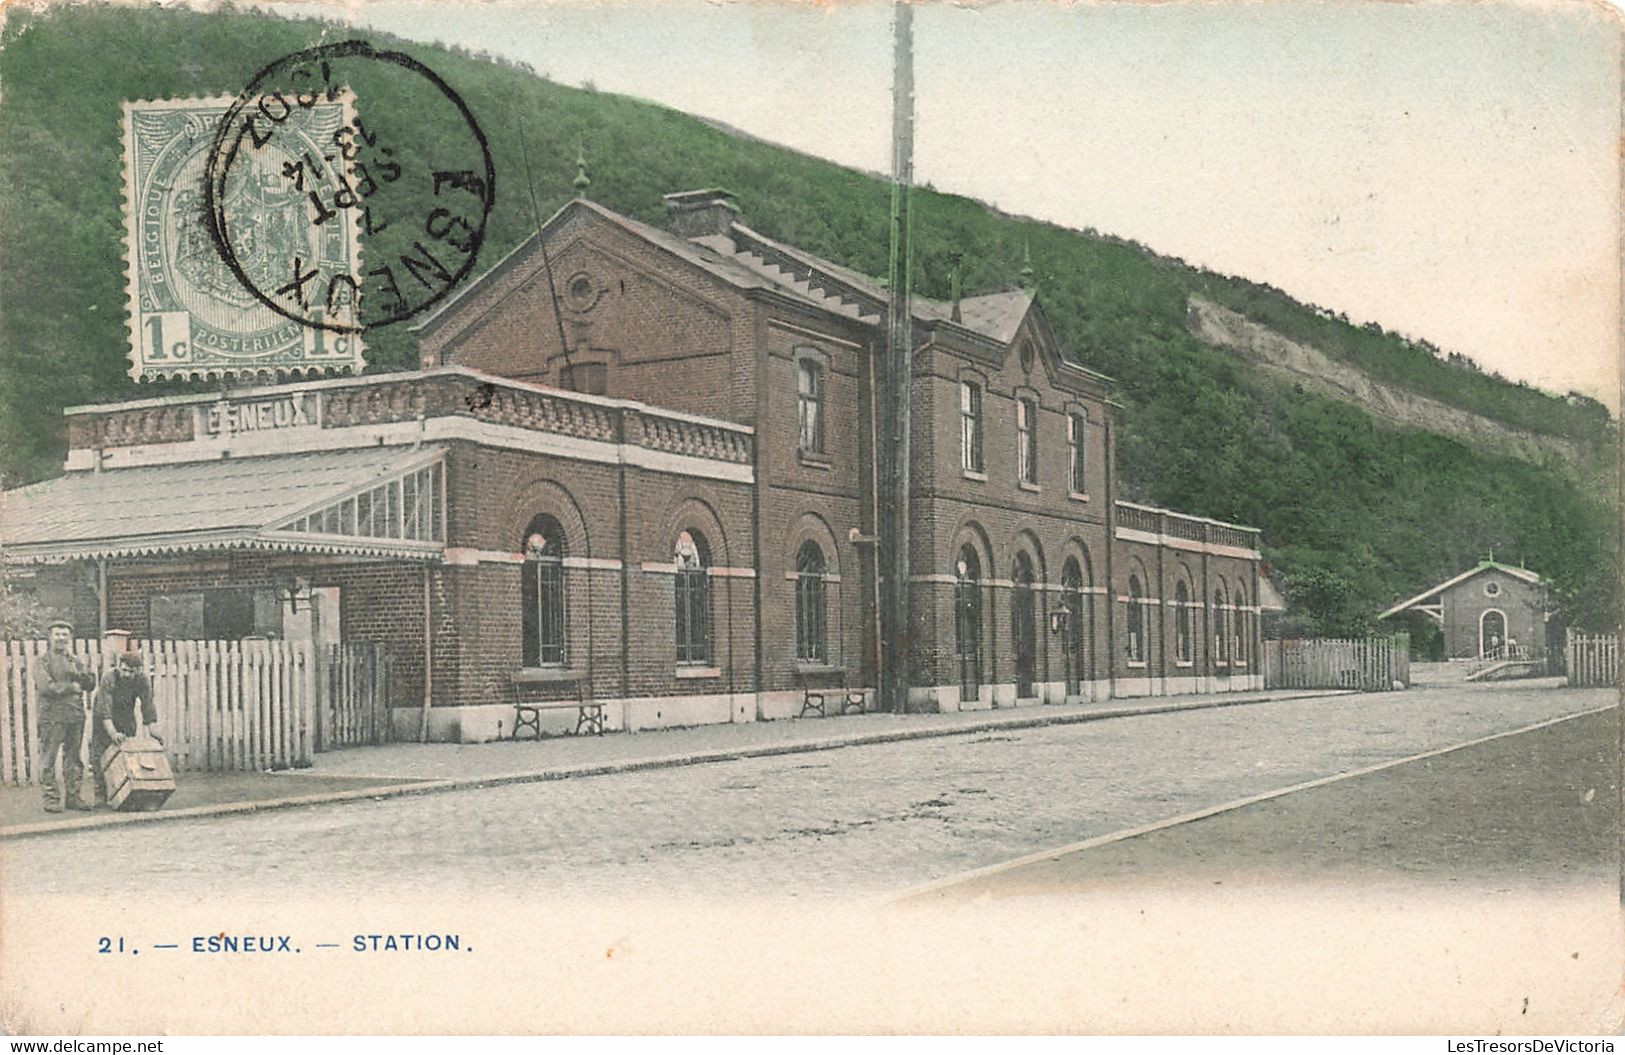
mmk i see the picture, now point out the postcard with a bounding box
[0,0,1619,1036]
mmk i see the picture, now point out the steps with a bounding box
[1464,659,1545,682]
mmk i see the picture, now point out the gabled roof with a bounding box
[1,447,445,564]
[1378,561,1545,619]
[949,291,1035,345]
[414,196,1073,354]
[412,199,855,336]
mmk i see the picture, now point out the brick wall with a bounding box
[1441,574,1544,658]
[421,207,761,426]
[102,552,441,708]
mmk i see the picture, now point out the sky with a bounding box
[262,0,1622,410]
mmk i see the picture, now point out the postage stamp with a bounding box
[121,96,364,380]
[204,41,496,336]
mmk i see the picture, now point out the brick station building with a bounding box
[2,190,1266,740]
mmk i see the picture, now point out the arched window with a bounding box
[674,530,712,665]
[1233,583,1248,666]
[1213,584,1228,666]
[1175,579,1193,664]
[521,515,568,667]
[1061,557,1086,695]
[794,540,827,662]
[955,545,982,702]
[1127,574,1145,663]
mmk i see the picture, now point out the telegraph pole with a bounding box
[880,0,915,714]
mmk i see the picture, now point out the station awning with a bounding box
[1,446,446,564]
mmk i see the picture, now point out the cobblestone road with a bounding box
[2,683,1606,900]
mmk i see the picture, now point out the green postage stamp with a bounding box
[121,96,365,380]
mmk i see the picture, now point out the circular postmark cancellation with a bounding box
[203,41,496,337]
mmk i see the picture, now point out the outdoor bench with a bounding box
[798,667,867,718]
[510,673,606,738]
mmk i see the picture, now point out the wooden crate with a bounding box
[100,737,175,812]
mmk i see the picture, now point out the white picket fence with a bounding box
[1263,636,1409,692]
[322,641,394,750]
[1566,630,1619,688]
[1,638,392,786]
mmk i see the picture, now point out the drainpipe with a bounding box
[1156,514,1167,697]
[418,563,433,742]
[96,559,108,637]
[866,343,884,700]
[616,423,632,732]
[1103,417,1117,699]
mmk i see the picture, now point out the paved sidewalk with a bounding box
[0,687,1345,839]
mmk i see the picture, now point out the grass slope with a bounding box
[0,4,1615,634]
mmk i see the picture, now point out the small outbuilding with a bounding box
[1378,560,1550,660]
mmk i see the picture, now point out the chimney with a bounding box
[663,189,739,239]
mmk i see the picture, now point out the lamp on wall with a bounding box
[276,572,312,614]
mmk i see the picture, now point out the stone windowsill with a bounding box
[1127,661,1147,669]
[794,662,846,676]
[798,450,833,470]
[675,665,722,680]
[1018,481,1041,493]
[961,469,988,482]
[1069,491,1090,503]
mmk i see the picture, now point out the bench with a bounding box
[510,675,606,739]
[798,669,867,718]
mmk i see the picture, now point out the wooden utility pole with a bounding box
[880,1,915,715]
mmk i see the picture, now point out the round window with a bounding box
[564,272,598,311]
[1483,580,1502,598]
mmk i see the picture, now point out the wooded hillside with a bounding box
[0,4,1615,635]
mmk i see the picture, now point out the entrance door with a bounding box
[1012,553,1037,699]
[1480,609,1506,657]
[955,547,982,704]
[283,587,341,749]
[1061,558,1085,697]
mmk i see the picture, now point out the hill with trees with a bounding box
[0,3,1615,638]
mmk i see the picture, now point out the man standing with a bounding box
[34,620,96,813]
[91,642,158,808]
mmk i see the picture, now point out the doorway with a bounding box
[1012,553,1037,699]
[1479,608,1507,658]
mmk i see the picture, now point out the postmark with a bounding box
[203,41,496,338]
[121,96,363,380]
